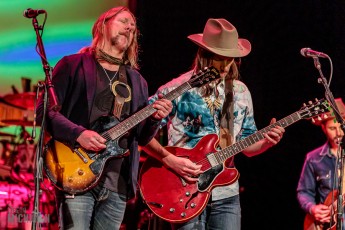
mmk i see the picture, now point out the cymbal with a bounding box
[0,131,15,137]
[1,119,33,126]
[3,92,36,110]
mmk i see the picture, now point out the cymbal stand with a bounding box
[31,82,47,230]
[312,56,345,230]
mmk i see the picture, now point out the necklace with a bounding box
[101,66,119,90]
[204,95,222,115]
[203,81,222,115]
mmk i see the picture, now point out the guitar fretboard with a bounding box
[213,111,301,164]
[100,67,219,141]
[102,82,192,141]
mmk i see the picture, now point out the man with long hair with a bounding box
[38,6,172,229]
[142,18,285,229]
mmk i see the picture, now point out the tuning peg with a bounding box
[317,116,322,121]
[311,117,315,123]
[315,98,319,102]
[323,114,328,119]
[308,101,313,105]
[303,103,307,107]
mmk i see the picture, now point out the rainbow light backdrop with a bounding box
[0,0,127,96]
[0,0,127,137]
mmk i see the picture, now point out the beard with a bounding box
[111,34,130,52]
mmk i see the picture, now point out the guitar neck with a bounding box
[214,111,301,163]
[103,82,192,140]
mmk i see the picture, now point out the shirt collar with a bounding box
[319,142,334,158]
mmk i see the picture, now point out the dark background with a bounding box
[130,1,345,229]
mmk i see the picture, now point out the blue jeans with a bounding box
[171,195,241,230]
[56,185,127,230]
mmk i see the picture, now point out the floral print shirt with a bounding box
[149,70,258,200]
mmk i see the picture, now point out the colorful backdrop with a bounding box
[0,0,127,96]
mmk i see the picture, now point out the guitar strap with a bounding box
[219,77,234,149]
[112,65,131,119]
[219,77,234,167]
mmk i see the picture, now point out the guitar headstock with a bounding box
[299,98,330,120]
[188,66,220,88]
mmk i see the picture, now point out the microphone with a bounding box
[23,8,46,18]
[300,48,329,58]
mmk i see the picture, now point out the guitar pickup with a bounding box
[74,149,88,163]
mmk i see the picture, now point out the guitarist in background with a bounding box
[142,18,285,230]
[297,98,345,230]
[37,6,172,230]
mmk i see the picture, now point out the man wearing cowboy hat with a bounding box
[142,18,285,229]
[297,98,345,229]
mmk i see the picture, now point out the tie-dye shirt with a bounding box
[149,70,258,200]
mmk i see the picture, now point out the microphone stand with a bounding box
[313,57,345,230]
[28,14,60,230]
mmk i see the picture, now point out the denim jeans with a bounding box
[171,195,241,230]
[56,185,127,230]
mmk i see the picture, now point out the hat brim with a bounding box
[188,33,251,58]
[312,116,335,126]
[311,98,345,125]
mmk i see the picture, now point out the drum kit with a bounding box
[0,90,58,229]
[0,85,164,229]
[0,92,36,175]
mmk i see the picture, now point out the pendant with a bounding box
[204,96,221,115]
[111,81,132,102]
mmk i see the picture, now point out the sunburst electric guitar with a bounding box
[304,190,344,230]
[139,99,329,223]
[43,67,220,194]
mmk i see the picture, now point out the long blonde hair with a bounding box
[79,6,139,69]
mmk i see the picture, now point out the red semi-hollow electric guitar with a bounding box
[139,99,329,223]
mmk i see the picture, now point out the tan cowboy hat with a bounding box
[187,18,251,58]
[312,98,345,125]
